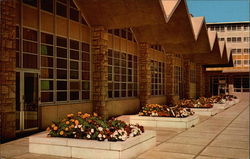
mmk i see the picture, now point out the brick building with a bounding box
[0,0,233,141]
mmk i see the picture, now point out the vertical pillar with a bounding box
[91,26,108,118]
[228,75,234,94]
[165,54,174,105]
[200,66,206,96]
[196,64,202,97]
[0,0,16,141]
[183,59,190,99]
[139,43,151,107]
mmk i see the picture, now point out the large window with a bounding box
[23,28,38,69]
[151,60,165,96]
[190,69,196,83]
[108,28,136,42]
[41,32,54,102]
[82,42,90,100]
[173,66,182,96]
[108,49,138,98]
[23,0,37,7]
[56,0,67,18]
[41,0,54,13]
[234,76,249,92]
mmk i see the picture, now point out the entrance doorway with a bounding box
[16,71,39,132]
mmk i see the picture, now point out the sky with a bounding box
[186,0,250,23]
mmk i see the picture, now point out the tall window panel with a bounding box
[41,0,54,13]
[56,36,68,101]
[56,0,67,18]
[190,69,196,83]
[82,42,90,100]
[173,66,182,96]
[41,32,54,103]
[70,0,79,22]
[22,28,38,69]
[151,60,165,96]
[69,39,80,101]
[108,49,138,98]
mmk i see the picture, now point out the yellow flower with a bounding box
[93,112,98,117]
[53,126,58,131]
[81,113,90,119]
[59,131,64,135]
[70,124,75,128]
[51,124,55,128]
[65,127,69,131]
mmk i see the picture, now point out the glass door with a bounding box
[16,71,39,131]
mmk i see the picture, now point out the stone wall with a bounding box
[91,26,109,118]
[165,54,174,104]
[0,0,16,141]
[139,43,151,107]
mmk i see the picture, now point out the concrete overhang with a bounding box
[132,0,195,46]
[73,0,168,28]
[185,31,227,65]
[163,15,211,54]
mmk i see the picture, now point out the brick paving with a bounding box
[0,97,249,159]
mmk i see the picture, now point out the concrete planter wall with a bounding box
[29,131,156,159]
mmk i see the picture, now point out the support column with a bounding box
[200,67,206,96]
[139,43,151,107]
[196,64,202,98]
[0,0,16,141]
[91,26,108,118]
[165,54,174,105]
[183,59,191,99]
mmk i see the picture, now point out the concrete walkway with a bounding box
[0,97,249,159]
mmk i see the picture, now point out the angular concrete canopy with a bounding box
[132,0,195,47]
[219,41,229,64]
[73,0,167,29]
[185,31,227,65]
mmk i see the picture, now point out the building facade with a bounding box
[206,22,250,96]
[0,0,231,141]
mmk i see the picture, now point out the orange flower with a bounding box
[75,120,79,125]
[70,124,75,128]
[65,121,70,125]
[53,126,58,131]
[77,112,82,116]
[93,112,98,117]
[59,131,64,135]
[81,113,90,119]
[70,119,75,122]
[67,113,74,118]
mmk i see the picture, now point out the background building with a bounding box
[206,22,249,96]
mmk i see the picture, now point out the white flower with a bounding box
[103,135,106,138]
[98,134,102,138]
[129,133,134,137]
[87,134,91,138]
[98,127,103,131]
[91,129,94,133]
[78,125,82,128]
[122,136,127,141]
[118,130,122,134]
[80,127,84,132]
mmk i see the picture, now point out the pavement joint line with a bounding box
[208,145,249,150]
[193,101,249,159]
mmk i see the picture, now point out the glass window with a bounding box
[23,28,37,41]
[41,0,53,13]
[70,8,79,22]
[57,36,67,47]
[23,0,37,7]
[41,33,53,44]
[56,2,67,18]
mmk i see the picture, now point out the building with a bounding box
[206,22,250,96]
[0,0,232,141]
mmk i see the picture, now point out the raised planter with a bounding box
[227,100,235,106]
[29,131,156,159]
[190,107,221,116]
[213,103,229,109]
[118,114,199,128]
[234,98,240,104]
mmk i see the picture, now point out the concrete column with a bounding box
[139,43,151,107]
[183,59,191,99]
[196,64,202,98]
[165,54,174,105]
[91,26,108,118]
[0,0,16,141]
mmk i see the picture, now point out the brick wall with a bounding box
[91,26,109,118]
[0,0,16,141]
[139,43,151,107]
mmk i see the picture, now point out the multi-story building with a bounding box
[206,22,250,96]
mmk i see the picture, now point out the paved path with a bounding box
[0,98,249,159]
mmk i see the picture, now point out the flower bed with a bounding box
[179,97,213,109]
[138,104,194,118]
[47,112,144,142]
